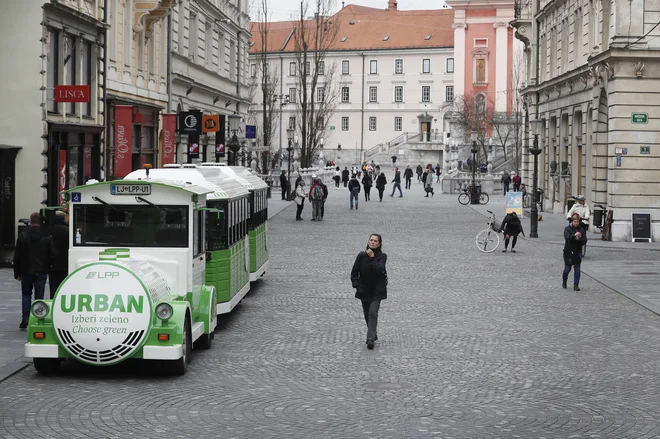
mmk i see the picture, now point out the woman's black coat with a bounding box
[351,250,387,301]
[361,174,373,189]
[563,224,587,265]
[375,174,387,190]
[342,169,350,182]
[499,213,524,237]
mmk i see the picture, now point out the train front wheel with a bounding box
[33,358,61,375]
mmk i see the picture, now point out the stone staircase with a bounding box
[364,132,445,166]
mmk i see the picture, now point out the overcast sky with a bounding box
[261,0,450,21]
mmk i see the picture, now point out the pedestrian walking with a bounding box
[348,174,361,210]
[563,214,587,291]
[13,212,49,329]
[321,180,329,219]
[403,165,413,189]
[308,176,324,221]
[390,168,403,197]
[424,168,435,197]
[333,166,341,189]
[512,171,522,192]
[499,211,524,252]
[373,165,381,181]
[342,167,350,188]
[351,234,388,350]
[294,181,306,220]
[48,209,69,298]
[436,164,441,183]
[295,173,303,190]
[376,172,387,202]
[361,172,373,201]
[416,164,423,182]
[501,172,511,195]
[279,170,288,200]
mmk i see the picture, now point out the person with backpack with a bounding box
[375,172,387,202]
[342,167,350,188]
[308,177,324,221]
[501,171,511,195]
[348,174,361,210]
[294,181,306,220]
[361,172,373,202]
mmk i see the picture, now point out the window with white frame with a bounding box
[317,87,325,102]
[318,61,325,75]
[369,117,377,131]
[250,63,257,78]
[446,58,454,73]
[370,60,377,74]
[422,58,431,73]
[395,59,403,74]
[289,61,296,76]
[394,117,402,131]
[288,88,296,103]
[341,86,350,103]
[394,86,403,102]
[369,86,377,102]
[342,60,350,74]
[342,117,349,131]
[422,86,431,102]
[289,116,296,129]
[446,85,454,102]
[305,61,311,74]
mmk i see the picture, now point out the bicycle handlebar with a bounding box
[487,210,494,215]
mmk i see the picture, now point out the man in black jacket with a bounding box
[341,167,350,188]
[403,165,413,189]
[389,168,403,197]
[279,170,288,200]
[48,211,69,299]
[348,174,361,210]
[14,212,49,329]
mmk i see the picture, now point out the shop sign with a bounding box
[55,85,89,103]
[178,110,203,135]
[215,115,226,159]
[114,105,133,177]
[160,114,176,165]
[202,115,220,133]
[641,146,651,154]
[188,133,200,159]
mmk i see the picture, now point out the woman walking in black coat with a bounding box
[563,214,587,290]
[499,211,524,252]
[361,173,373,201]
[375,172,387,201]
[341,167,350,187]
[351,234,387,349]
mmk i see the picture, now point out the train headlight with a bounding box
[31,301,49,319]
[155,303,173,321]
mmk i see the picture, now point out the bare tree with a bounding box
[452,92,496,165]
[292,0,340,168]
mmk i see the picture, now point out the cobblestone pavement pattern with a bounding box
[2,181,660,438]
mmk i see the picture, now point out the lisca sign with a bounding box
[631,113,648,124]
[55,85,90,103]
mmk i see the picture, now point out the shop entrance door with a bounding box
[0,148,19,248]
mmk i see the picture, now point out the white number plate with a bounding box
[111,184,151,196]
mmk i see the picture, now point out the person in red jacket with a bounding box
[512,171,522,192]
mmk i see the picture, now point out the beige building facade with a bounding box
[513,0,660,240]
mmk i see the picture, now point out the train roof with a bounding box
[198,164,269,191]
[125,168,249,200]
[65,178,212,197]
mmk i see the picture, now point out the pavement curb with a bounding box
[0,359,30,383]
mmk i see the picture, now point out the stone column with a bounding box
[494,22,509,113]
[452,22,467,98]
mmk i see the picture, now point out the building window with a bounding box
[288,88,296,103]
[474,38,488,47]
[64,34,77,115]
[395,59,403,74]
[341,86,350,103]
[475,59,487,83]
[81,40,92,117]
[394,86,403,102]
[250,63,257,78]
[46,28,59,113]
[317,87,325,102]
[289,61,296,76]
[446,86,454,102]
[447,58,454,73]
[342,117,349,131]
[305,61,311,74]
[369,117,377,131]
[124,0,132,66]
[476,94,486,116]
[369,86,377,102]
[422,58,431,73]
[342,60,349,74]
[370,60,377,74]
[422,86,430,102]
[318,61,325,75]
[394,117,402,131]
[289,116,296,129]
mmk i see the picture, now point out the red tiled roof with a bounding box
[249,4,455,53]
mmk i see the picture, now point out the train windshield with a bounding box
[73,204,189,247]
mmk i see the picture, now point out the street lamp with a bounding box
[227,114,241,166]
[529,116,545,238]
[286,128,295,199]
[470,131,479,204]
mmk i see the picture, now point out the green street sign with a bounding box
[641,146,651,154]
[329,126,335,130]
[632,113,648,124]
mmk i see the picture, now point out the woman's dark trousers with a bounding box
[361,300,380,341]
[504,236,517,249]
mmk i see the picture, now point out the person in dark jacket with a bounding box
[563,214,587,291]
[279,170,288,200]
[390,168,403,197]
[499,211,524,252]
[403,165,413,189]
[375,172,387,202]
[14,212,49,329]
[348,174,361,210]
[501,172,512,195]
[294,173,303,189]
[321,180,329,219]
[361,173,373,201]
[48,210,69,298]
[416,164,423,182]
[341,167,350,187]
[351,234,387,349]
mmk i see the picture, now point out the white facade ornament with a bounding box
[493,22,509,28]
[452,22,467,30]
[634,61,645,78]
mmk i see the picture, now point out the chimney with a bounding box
[388,0,397,10]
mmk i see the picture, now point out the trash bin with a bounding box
[566,196,576,212]
[592,205,604,228]
[470,185,481,204]
[535,189,544,211]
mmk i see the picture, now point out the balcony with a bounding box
[511,0,532,49]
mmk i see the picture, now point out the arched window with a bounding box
[475,95,486,117]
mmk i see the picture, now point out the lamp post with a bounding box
[286,128,294,199]
[227,114,241,166]
[470,131,479,204]
[529,116,545,238]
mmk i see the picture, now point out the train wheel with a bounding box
[170,315,191,376]
[33,358,61,375]
[194,330,214,350]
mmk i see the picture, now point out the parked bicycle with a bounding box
[458,186,489,205]
[475,210,500,253]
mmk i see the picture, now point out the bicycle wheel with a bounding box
[458,193,470,205]
[475,228,500,253]
[479,193,489,205]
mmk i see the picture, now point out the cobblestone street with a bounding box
[2,183,660,438]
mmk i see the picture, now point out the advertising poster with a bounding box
[160,114,176,165]
[505,192,523,215]
[114,105,133,177]
[188,133,200,159]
